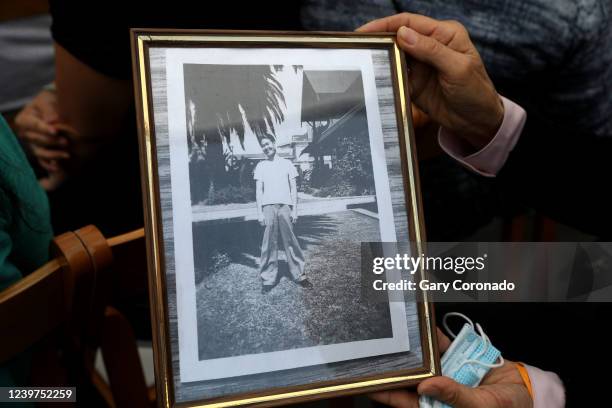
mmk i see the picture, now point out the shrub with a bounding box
[204,185,255,205]
[314,183,357,198]
[330,130,374,190]
[301,185,316,195]
[211,250,231,272]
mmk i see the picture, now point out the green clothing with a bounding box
[0,115,53,390]
[0,115,52,290]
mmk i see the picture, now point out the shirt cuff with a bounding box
[437,95,527,177]
[524,364,566,408]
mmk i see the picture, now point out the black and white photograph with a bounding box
[138,36,433,404]
[185,65,398,350]
[166,48,412,383]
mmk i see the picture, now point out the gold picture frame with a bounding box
[131,29,439,408]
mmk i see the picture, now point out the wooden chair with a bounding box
[0,225,112,404]
[0,256,68,388]
[0,225,153,408]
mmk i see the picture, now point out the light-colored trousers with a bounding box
[259,204,306,285]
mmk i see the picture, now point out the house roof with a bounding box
[303,71,361,94]
[301,70,364,122]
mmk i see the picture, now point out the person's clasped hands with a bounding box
[14,87,75,190]
[358,13,504,151]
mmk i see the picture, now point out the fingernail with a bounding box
[399,26,418,46]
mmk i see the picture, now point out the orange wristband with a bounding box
[516,362,534,399]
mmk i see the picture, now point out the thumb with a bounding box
[418,377,482,408]
[397,26,464,79]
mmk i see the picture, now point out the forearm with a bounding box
[290,179,297,209]
[54,43,133,168]
[255,181,263,215]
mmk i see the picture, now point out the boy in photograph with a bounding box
[254,134,310,293]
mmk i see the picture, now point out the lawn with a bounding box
[194,210,393,360]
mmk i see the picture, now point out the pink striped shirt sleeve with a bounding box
[437,96,527,177]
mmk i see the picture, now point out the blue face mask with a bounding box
[419,313,504,408]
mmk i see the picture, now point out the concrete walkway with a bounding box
[192,195,376,223]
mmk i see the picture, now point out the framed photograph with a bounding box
[131,29,439,408]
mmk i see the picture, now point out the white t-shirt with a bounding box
[253,156,298,206]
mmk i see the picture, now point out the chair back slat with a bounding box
[0,259,65,363]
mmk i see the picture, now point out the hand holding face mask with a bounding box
[369,314,533,408]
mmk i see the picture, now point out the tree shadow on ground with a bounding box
[192,215,340,283]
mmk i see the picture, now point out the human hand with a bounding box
[411,103,430,128]
[358,13,504,150]
[258,213,265,227]
[291,209,298,223]
[14,90,71,173]
[369,328,532,408]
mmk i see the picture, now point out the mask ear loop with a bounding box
[444,316,505,371]
[462,323,505,369]
[442,312,474,339]
[472,323,489,360]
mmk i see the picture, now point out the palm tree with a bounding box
[184,64,285,202]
